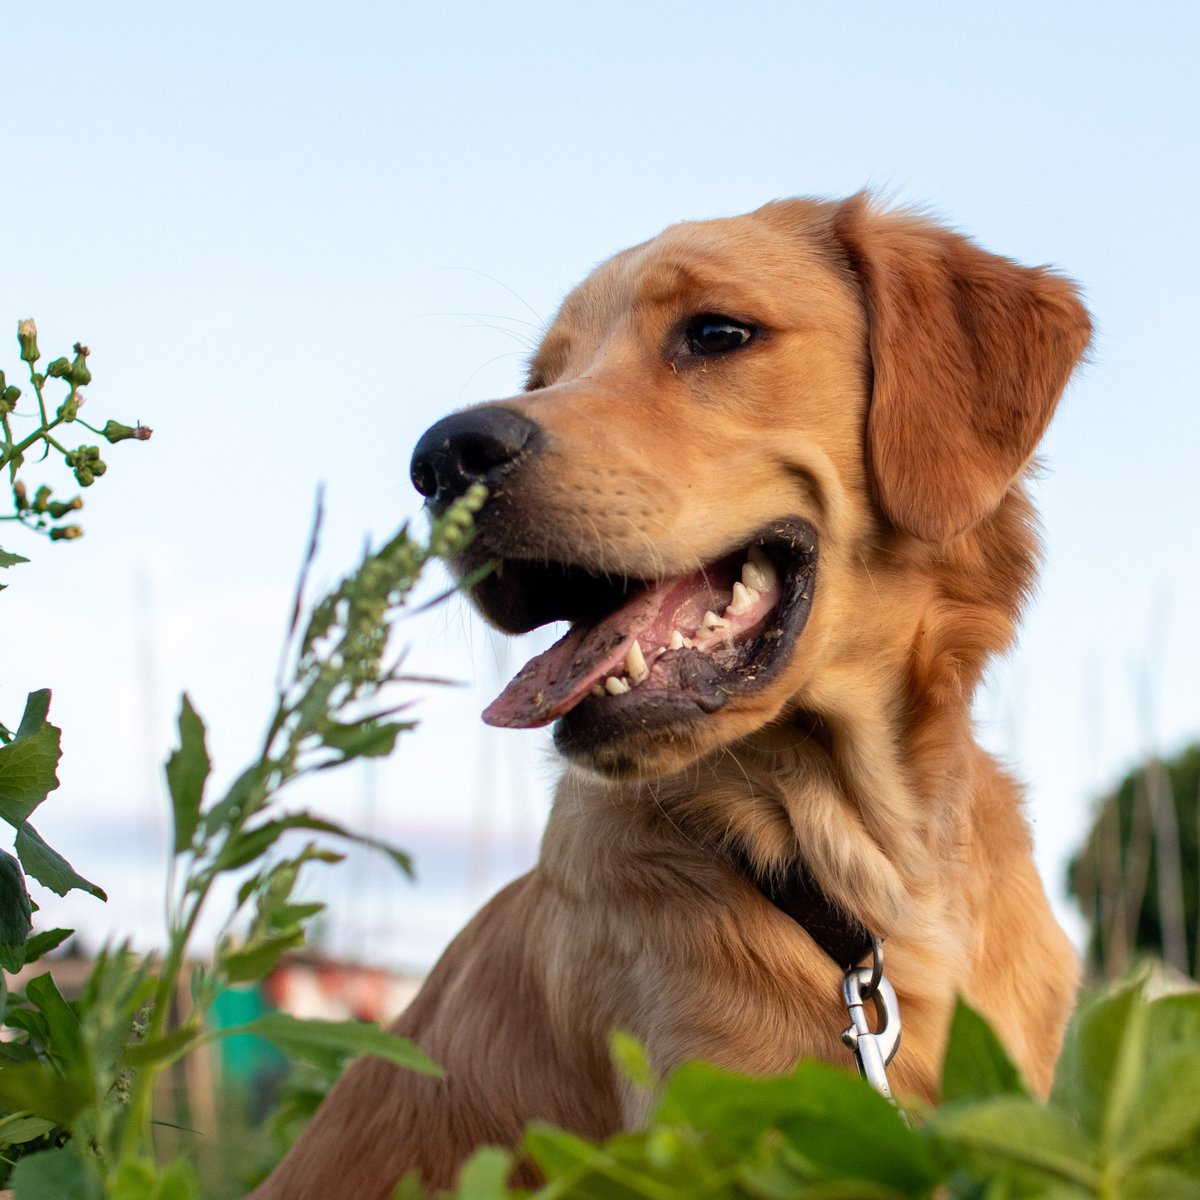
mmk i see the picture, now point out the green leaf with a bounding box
[166,695,210,855]
[522,1122,598,1180]
[201,761,267,839]
[25,971,87,1074]
[220,929,306,984]
[15,691,51,738]
[267,901,325,931]
[15,822,106,900]
[0,690,61,827]
[1119,1163,1200,1200]
[933,1096,1099,1190]
[318,717,409,760]
[9,1145,102,1200]
[1113,991,1200,1173]
[216,810,412,877]
[0,1059,91,1125]
[660,1059,938,1191]
[455,1147,516,1200]
[122,1020,202,1069]
[150,1157,203,1200]
[610,1031,658,1091]
[941,997,1028,1104]
[23,926,73,963]
[0,548,31,568]
[1052,977,1149,1154]
[0,1112,56,1144]
[0,848,33,970]
[223,1013,441,1077]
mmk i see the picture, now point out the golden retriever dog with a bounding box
[255,193,1090,1197]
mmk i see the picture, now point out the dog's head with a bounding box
[411,195,1090,778]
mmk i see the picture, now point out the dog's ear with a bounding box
[832,195,1092,542]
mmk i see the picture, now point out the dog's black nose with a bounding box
[410,406,538,509]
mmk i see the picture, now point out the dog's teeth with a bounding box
[725,580,758,616]
[625,642,649,684]
[744,547,778,593]
[668,629,685,650]
[605,676,631,696]
[702,610,728,633]
[591,684,605,698]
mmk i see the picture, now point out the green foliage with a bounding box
[0,689,105,973]
[0,316,144,984]
[1,319,151,548]
[0,464,487,1195]
[1068,742,1200,980]
[440,981,1200,1200]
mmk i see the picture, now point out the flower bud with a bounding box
[33,485,52,514]
[49,525,83,541]
[65,445,106,488]
[12,481,28,511]
[101,419,153,443]
[46,357,71,379]
[0,385,18,415]
[17,319,39,364]
[67,344,91,388]
[57,394,80,422]
[47,497,82,519]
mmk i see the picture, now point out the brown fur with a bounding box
[253,195,1090,1198]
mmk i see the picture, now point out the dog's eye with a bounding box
[684,315,755,356]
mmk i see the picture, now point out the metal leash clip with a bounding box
[841,936,901,1102]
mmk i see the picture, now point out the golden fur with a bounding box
[254,194,1090,1197]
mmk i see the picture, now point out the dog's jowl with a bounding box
[254,194,1091,1198]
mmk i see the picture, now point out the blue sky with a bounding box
[6,1,1199,965]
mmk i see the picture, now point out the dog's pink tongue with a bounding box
[482,592,658,729]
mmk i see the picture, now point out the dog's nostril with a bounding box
[410,406,539,508]
[410,456,439,499]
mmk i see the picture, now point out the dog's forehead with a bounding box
[537,202,848,361]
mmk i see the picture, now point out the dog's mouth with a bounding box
[475,520,818,732]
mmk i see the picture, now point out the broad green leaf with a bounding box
[1052,977,1148,1151]
[0,690,61,827]
[122,1020,202,1069]
[318,717,410,760]
[1114,1043,1200,1172]
[455,1147,516,1200]
[0,548,31,568]
[202,761,267,838]
[22,926,74,964]
[220,928,305,983]
[214,817,292,871]
[0,1112,56,1144]
[223,1013,441,1077]
[1119,1163,1200,1200]
[151,1157,203,1200]
[522,1122,599,1179]
[217,810,412,877]
[109,1155,202,1200]
[9,1145,102,1200]
[933,1096,1099,1190]
[166,695,210,854]
[16,822,106,900]
[15,691,51,737]
[267,900,325,931]
[610,1030,658,1091]
[0,847,33,970]
[941,997,1028,1104]
[25,972,87,1074]
[0,1059,91,1124]
[660,1059,938,1191]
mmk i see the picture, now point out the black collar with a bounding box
[732,849,874,971]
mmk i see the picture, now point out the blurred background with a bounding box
[6,2,1198,992]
